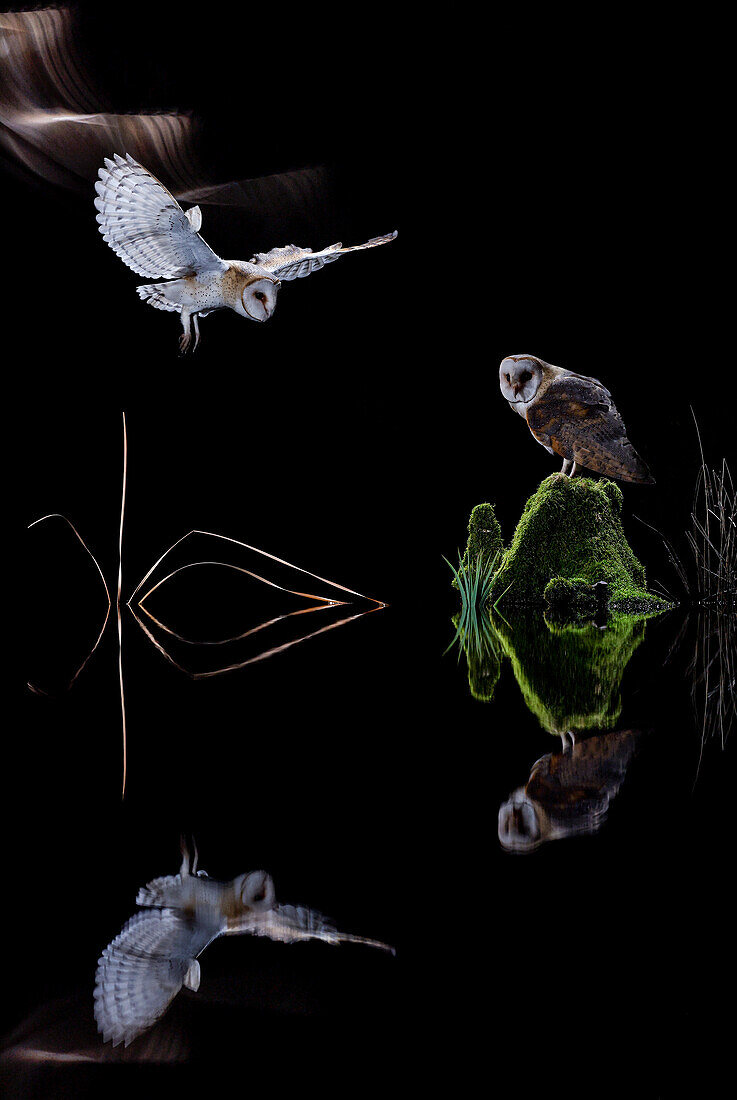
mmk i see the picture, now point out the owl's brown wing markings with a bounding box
[95,153,226,279]
[94,908,223,1047]
[527,377,654,484]
[527,730,643,810]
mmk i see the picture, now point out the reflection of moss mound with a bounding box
[454,503,504,589]
[491,609,646,733]
[488,475,666,613]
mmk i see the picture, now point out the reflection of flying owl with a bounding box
[94,844,393,1047]
[94,154,397,351]
[499,355,654,484]
[498,728,643,853]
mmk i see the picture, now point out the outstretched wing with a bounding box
[94,154,226,279]
[250,231,397,281]
[527,375,655,484]
[94,908,222,1047]
[239,904,394,954]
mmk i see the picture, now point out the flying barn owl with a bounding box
[94,154,397,351]
[94,843,394,1047]
[499,355,655,484]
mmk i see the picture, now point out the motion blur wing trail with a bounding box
[1,6,336,228]
[0,7,202,194]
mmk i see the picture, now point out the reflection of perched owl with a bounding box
[498,728,643,853]
[94,844,393,1047]
[95,154,397,351]
[499,355,654,484]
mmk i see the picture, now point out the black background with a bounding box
[8,3,735,1097]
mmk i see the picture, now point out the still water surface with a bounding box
[8,553,734,1095]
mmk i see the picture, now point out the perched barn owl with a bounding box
[499,355,655,484]
[94,843,394,1047]
[94,154,397,351]
[498,728,643,853]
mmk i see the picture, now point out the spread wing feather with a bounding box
[251,231,397,281]
[94,153,226,279]
[251,903,339,943]
[527,375,654,484]
[94,908,223,1047]
[136,873,188,908]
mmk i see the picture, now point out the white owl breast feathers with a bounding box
[94,153,397,351]
[499,354,655,485]
[94,848,394,1048]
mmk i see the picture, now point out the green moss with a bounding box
[454,503,504,589]
[544,576,600,620]
[487,474,671,614]
[489,608,646,734]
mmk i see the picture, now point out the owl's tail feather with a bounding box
[137,281,182,312]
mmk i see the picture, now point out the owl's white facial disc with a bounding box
[238,870,276,911]
[242,277,279,322]
[498,791,543,853]
[499,356,543,412]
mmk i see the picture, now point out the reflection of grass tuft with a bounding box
[445,552,503,700]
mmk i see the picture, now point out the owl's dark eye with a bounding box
[255,291,266,301]
[505,373,511,382]
[519,370,532,384]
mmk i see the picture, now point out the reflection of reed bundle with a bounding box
[690,611,735,753]
[633,419,734,756]
[688,429,735,749]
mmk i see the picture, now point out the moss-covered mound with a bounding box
[490,609,646,734]
[487,475,670,614]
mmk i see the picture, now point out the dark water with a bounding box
[10,539,735,1096]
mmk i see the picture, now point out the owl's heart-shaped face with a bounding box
[499,356,544,406]
[242,276,280,322]
[237,869,276,911]
[498,791,543,852]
